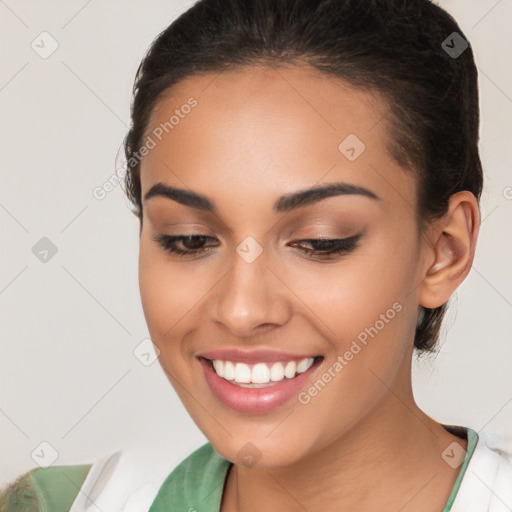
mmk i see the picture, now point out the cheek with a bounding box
[293,231,418,391]
[138,242,188,344]
[291,276,415,452]
[294,249,411,343]
[138,239,217,370]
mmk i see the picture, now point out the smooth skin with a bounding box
[137,64,479,512]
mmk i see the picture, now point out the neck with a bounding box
[221,367,467,512]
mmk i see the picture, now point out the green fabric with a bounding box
[440,425,479,511]
[148,443,232,512]
[0,464,91,512]
[0,426,479,511]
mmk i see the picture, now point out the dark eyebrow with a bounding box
[143,181,380,214]
[274,182,380,212]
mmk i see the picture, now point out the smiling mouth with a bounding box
[199,355,324,388]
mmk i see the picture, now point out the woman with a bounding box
[2,0,511,510]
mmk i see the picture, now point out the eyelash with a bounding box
[151,233,362,260]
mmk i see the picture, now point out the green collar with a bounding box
[148,442,232,511]
[440,425,479,511]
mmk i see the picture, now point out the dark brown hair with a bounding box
[122,0,483,354]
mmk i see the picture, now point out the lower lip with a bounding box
[198,356,323,414]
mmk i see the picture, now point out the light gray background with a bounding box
[1,0,511,488]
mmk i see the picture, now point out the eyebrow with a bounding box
[143,181,381,214]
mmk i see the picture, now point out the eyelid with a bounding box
[286,218,360,235]
[153,225,363,246]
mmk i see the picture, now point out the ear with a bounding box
[418,191,480,309]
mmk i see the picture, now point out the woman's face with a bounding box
[138,64,432,467]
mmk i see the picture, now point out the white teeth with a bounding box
[234,362,251,383]
[284,361,296,378]
[223,361,235,380]
[212,359,224,378]
[209,357,316,384]
[251,363,270,384]
[270,362,285,381]
[297,357,313,373]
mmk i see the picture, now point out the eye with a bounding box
[151,233,362,259]
[151,234,218,257]
[288,233,362,259]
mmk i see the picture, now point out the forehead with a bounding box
[140,63,415,218]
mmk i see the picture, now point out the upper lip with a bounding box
[198,348,321,364]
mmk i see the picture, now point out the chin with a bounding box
[207,430,314,469]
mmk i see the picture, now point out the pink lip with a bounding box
[197,356,323,414]
[198,347,319,364]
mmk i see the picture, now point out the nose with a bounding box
[209,248,291,338]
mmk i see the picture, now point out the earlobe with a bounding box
[419,191,480,309]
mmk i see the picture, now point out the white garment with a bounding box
[69,443,178,512]
[451,431,512,511]
[70,430,512,512]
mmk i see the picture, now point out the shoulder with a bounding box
[452,429,512,511]
[0,444,231,512]
[148,442,232,511]
[0,464,92,512]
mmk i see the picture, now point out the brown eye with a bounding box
[152,234,218,257]
[289,233,362,259]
